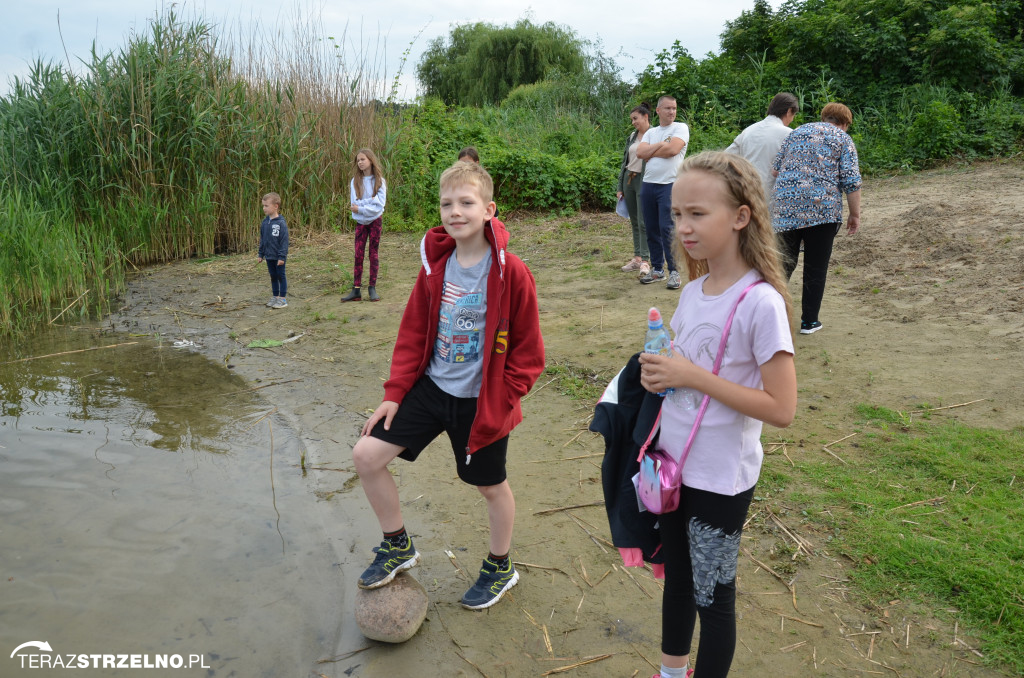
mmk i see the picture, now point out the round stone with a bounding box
[354,572,429,643]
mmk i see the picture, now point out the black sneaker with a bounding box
[460,557,519,610]
[357,539,420,589]
[800,321,823,335]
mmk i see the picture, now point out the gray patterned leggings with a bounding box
[659,484,754,677]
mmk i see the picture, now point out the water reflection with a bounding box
[0,329,343,677]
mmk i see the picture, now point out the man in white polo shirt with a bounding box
[636,95,689,290]
[725,92,799,198]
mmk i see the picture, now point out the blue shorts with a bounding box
[369,377,508,487]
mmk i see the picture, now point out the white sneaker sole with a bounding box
[461,570,520,610]
[357,551,420,590]
[800,324,823,335]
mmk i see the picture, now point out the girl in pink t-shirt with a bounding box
[638,152,797,678]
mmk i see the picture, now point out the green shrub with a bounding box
[906,101,963,162]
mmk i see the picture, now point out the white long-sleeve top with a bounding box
[350,175,387,225]
[724,115,792,196]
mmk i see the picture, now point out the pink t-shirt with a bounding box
[658,269,794,496]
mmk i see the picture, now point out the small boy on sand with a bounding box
[257,192,289,308]
[352,161,544,609]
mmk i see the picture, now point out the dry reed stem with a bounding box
[822,446,850,465]
[824,433,858,448]
[780,640,807,652]
[522,375,557,401]
[542,624,553,655]
[889,496,945,511]
[430,601,466,650]
[244,408,278,431]
[954,638,984,658]
[742,548,800,612]
[561,429,587,448]
[0,341,138,365]
[49,289,90,324]
[513,562,574,579]
[445,549,470,580]
[564,512,610,553]
[615,563,653,599]
[766,507,814,559]
[164,306,209,318]
[529,453,603,463]
[533,501,604,516]
[908,399,986,414]
[458,652,491,678]
[540,654,613,676]
[316,645,373,663]
[777,613,824,628]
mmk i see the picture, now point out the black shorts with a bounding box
[369,376,508,487]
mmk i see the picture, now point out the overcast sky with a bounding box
[3,1,774,99]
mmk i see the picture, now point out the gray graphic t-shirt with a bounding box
[426,250,491,398]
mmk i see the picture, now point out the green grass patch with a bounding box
[792,407,1024,673]
[542,362,608,402]
[246,339,283,348]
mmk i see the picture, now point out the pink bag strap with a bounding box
[634,279,764,466]
[636,410,662,461]
[678,280,765,466]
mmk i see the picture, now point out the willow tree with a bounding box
[416,19,587,107]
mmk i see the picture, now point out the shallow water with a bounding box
[0,328,343,677]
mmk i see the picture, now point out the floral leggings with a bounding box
[353,217,382,287]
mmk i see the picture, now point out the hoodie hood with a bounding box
[419,217,509,279]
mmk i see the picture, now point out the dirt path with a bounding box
[109,159,1023,677]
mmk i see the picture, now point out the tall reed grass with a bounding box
[0,8,629,336]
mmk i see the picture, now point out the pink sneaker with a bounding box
[638,260,652,277]
[621,257,642,272]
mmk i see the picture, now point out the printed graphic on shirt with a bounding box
[272,224,281,236]
[434,281,484,364]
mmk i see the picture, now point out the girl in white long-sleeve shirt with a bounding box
[343,148,387,302]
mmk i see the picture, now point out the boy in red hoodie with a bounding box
[352,161,545,610]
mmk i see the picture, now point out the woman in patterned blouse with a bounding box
[771,102,862,335]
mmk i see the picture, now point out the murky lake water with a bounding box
[0,329,344,676]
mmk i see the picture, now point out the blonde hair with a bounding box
[352,148,384,198]
[262,192,281,207]
[439,160,494,204]
[672,151,793,323]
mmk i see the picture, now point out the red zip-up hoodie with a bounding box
[382,217,545,461]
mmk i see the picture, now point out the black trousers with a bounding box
[778,223,840,325]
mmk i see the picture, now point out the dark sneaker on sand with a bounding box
[639,269,666,285]
[357,539,420,589]
[460,557,519,610]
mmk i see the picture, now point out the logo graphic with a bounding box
[10,641,210,670]
[10,642,52,657]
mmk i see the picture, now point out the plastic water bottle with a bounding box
[644,307,675,398]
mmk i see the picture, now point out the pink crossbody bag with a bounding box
[635,280,764,514]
